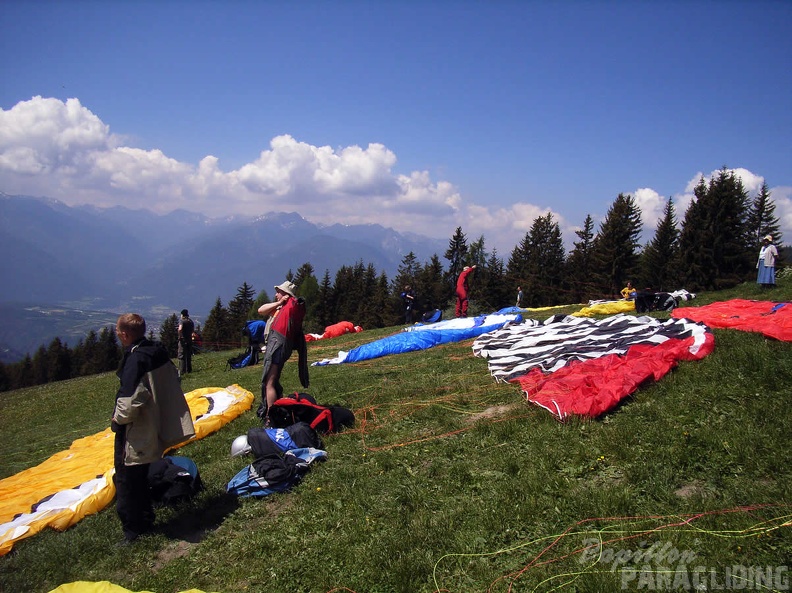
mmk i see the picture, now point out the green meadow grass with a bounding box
[1,282,790,593]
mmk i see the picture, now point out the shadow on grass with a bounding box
[158,491,240,544]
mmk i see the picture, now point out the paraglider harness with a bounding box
[634,291,678,313]
[226,345,255,370]
[267,392,355,435]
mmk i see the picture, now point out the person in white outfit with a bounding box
[756,234,779,289]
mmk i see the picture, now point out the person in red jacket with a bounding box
[455,265,476,318]
[257,281,309,422]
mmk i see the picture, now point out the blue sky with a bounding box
[1,0,790,254]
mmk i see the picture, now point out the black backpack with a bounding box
[147,456,203,505]
[268,393,355,435]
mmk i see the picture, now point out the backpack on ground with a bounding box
[226,345,253,370]
[147,455,204,505]
[422,309,442,323]
[268,392,355,435]
[635,291,678,313]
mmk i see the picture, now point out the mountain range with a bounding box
[0,192,446,362]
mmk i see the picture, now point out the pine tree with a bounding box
[565,214,596,302]
[292,262,319,330]
[45,337,72,382]
[590,193,643,297]
[391,252,420,322]
[333,264,358,322]
[747,182,782,255]
[415,254,449,315]
[203,297,229,351]
[159,314,180,357]
[677,169,752,290]
[506,214,565,307]
[676,178,714,291]
[227,282,257,342]
[444,227,468,290]
[252,288,272,314]
[14,354,34,389]
[467,236,490,309]
[292,263,315,289]
[506,232,531,292]
[315,270,334,330]
[356,263,381,329]
[528,213,566,306]
[70,337,86,379]
[640,197,680,291]
[375,272,393,327]
[96,326,121,373]
[482,250,510,310]
[0,361,9,392]
[31,345,49,385]
[393,252,420,291]
[79,330,101,376]
[468,236,488,268]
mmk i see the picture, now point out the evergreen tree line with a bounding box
[0,169,784,392]
[0,313,197,393]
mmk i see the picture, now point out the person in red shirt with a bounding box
[256,281,308,422]
[455,265,476,318]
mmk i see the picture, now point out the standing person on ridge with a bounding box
[256,281,309,423]
[756,234,779,289]
[112,313,195,543]
[455,265,476,318]
[401,285,416,324]
[515,286,523,308]
[177,309,194,376]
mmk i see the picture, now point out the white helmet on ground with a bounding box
[230,434,251,457]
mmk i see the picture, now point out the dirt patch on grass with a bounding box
[467,404,517,423]
[674,481,713,499]
[152,540,194,571]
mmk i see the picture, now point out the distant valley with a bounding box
[0,193,445,362]
[0,303,119,363]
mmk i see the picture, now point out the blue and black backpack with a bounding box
[226,345,254,370]
[147,455,203,505]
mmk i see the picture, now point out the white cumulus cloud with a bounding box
[1,97,790,253]
[632,187,667,231]
[0,97,473,232]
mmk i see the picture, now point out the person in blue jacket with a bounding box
[243,319,268,365]
[400,285,416,324]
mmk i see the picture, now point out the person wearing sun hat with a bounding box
[255,280,309,422]
[756,234,779,289]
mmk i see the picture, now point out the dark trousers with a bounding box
[114,429,154,541]
[178,341,192,374]
[250,342,261,365]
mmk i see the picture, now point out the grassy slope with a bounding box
[1,281,791,593]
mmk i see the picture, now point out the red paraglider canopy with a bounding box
[672,299,792,341]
